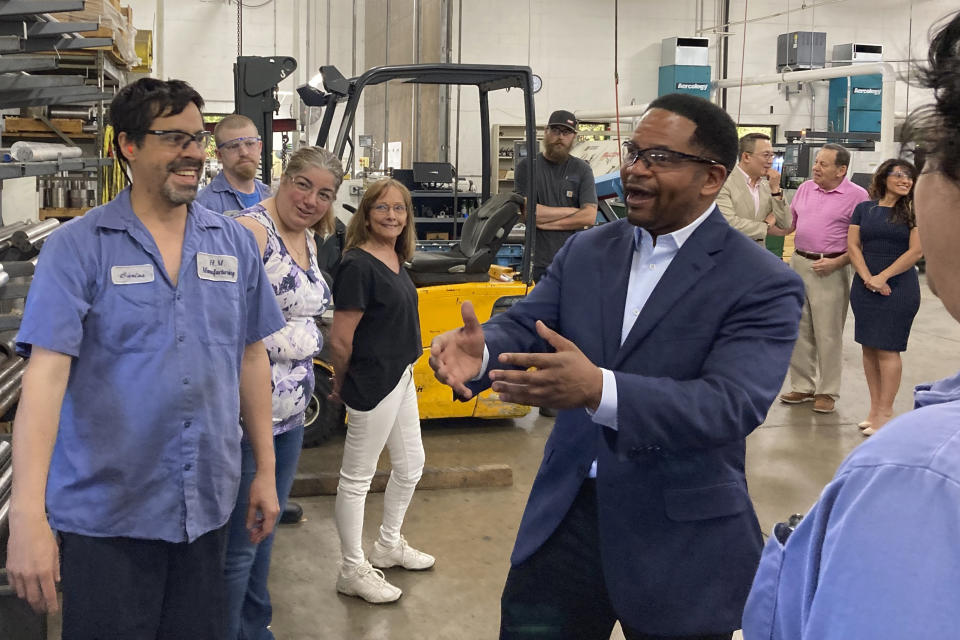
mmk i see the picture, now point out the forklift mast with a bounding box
[298,63,540,283]
[233,55,297,185]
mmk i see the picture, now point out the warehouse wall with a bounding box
[721,0,957,170]
[448,0,959,178]
[124,0,360,117]
[114,1,958,179]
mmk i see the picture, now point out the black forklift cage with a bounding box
[307,63,539,285]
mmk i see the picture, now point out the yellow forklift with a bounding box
[300,64,541,446]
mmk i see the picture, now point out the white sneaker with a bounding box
[370,536,435,571]
[336,561,402,604]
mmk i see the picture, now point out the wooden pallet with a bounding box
[3,117,84,136]
[40,207,90,220]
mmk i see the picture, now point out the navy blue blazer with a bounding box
[471,209,804,635]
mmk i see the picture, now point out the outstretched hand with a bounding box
[489,321,603,411]
[429,301,485,400]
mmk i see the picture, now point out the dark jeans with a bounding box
[224,425,304,640]
[500,480,733,640]
[60,526,228,640]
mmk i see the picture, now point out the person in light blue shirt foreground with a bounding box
[743,10,960,638]
[196,113,272,214]
[4,78,285,639]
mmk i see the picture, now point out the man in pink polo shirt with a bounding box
[780,143,868,413]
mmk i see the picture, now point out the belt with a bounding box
[794,249,845,260]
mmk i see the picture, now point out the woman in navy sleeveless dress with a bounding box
[847,159,923,436]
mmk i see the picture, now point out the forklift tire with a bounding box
[302,369,346,448]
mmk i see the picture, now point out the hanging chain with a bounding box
[237,0,243,58]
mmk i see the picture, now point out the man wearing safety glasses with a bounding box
[197,113,271,214]
[5,78,285,638]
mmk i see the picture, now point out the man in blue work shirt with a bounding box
[5,78,286,639]
[196,113,272,213]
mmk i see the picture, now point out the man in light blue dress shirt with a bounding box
[430,93,804,639]
[5,79,285,639]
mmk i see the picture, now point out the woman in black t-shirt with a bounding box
[329,178,433,604]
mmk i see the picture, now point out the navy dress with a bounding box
[849,201,920,351]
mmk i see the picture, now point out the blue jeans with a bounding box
[224,426,303,640]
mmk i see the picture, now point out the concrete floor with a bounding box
[266,277,960,640]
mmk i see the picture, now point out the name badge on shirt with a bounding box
[197,252,239,282]
[111,264,154,285]
[566,190,574,198]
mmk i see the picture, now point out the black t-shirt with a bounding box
[515,152,597,270]
[333,248,422,410]
[315,218,346,284]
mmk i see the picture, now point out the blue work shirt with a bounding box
[16,188,285,543]
[743,371,960,639]
[196,170,272,214]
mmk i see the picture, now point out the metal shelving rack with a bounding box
[0,0,126,222]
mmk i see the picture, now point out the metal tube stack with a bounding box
[0,219,60,258]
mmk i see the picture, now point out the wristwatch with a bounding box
[770,191,783,197]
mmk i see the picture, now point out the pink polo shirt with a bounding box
[790,177,869,254]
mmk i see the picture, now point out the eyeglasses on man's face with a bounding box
[750,151,776,160]
[372,203,407,214]
[218,136,262,153]
[547,125,576,136]
[621,142,721,170]
[143,129,212,151]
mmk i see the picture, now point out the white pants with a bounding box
[335,366,424,569]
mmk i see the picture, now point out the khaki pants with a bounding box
[788,255,851,399]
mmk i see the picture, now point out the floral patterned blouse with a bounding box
[238,204,332,435]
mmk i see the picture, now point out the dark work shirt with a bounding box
[515,152,597,271]
[333,248,422,410]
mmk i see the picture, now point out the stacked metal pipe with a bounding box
[0,219,60,261]
[0,332,25,425]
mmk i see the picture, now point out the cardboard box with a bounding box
[425,232,449,240]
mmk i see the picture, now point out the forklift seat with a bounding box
[405,192,524,286]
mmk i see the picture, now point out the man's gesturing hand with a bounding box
[489,321,603,411]
[429,301,485,400]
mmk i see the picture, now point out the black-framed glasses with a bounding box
[547,125,576,136]
[621,142,721,170]
[144,129,213,150]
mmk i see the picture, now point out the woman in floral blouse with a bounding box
[224,146,344,640]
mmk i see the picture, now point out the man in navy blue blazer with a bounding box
[430,93,804,639]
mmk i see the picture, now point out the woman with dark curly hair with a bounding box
[847,159,923,435]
